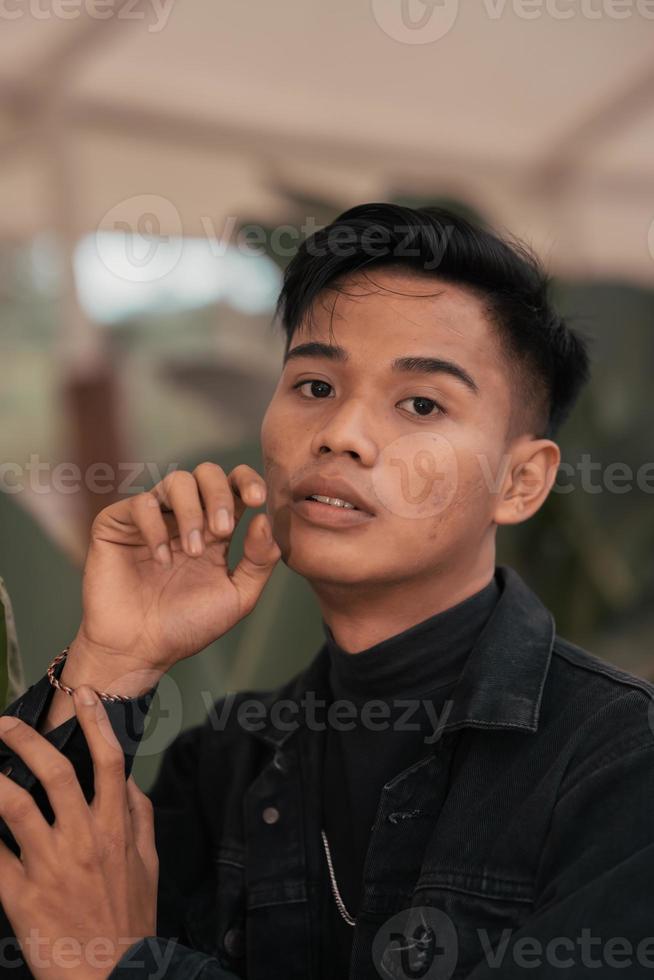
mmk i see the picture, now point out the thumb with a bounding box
[125,776,158,875]
[230,513,282,613]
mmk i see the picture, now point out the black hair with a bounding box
[274,202,592,440]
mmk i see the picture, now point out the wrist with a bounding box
[65,633,166,699]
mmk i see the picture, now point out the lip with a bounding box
[291,475,376,515]
[290,497,375,529]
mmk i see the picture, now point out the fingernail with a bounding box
[76,686,97,706]
[216,508,233,534]
[0,716,20,731]
[188,529,204,556]
[156,543,172,567]
[249,484,265,504]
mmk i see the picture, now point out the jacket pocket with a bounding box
[412,869,534,979]
[183,843,247,974]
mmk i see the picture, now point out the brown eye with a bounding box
[294,380,333,399]
[398,396,445,418]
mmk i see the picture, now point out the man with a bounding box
[1,203,653,979]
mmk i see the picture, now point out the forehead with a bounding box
[295,269,502,372]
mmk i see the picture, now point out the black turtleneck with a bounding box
[319,570,502,978]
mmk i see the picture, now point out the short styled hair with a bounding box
[275,202,592,440]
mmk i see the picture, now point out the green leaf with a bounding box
[0,579,26,711]
[0,591,7,711]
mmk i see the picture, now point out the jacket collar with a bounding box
[251,564,555,748]
[440,564,555,733]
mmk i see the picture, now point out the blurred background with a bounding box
[0,0,653,789]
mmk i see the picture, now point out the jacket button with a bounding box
[262,806,280,824]
[223,927,244,958]
[272,751,287,772]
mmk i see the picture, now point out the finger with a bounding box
[92,495,174,566]
[0,718,92,857]
[151,470,206,558]
[130,491,173,567]
[230,512,281,614]
[0,836,27,909]
[226,465,267,528]
[194,462,266,541]
[227,464,267,510]
[193,462,236,539]
[125,776,158,874]
[73,689,131,845]
[0,772,51,868]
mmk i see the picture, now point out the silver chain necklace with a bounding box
[321,828,356,927]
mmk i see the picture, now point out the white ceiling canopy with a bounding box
[0,0,653,284]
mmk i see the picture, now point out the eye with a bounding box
[397,396,446,419]
[292,379,334,399]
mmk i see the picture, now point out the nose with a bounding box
[309,397,378,465]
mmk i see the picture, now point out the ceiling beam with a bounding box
[532,58,654,190]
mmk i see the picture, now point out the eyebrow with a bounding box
[283,341,479,395]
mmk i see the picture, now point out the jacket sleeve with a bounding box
[110,936,239,979]
[0,665,234,980]
[0,662,159,849]
[138,714,220,946]
[107,701,246,978]
[0,664,241,980]
[463,736,654,978]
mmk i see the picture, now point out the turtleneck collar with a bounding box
[322,569,502,701]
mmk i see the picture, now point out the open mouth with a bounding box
[305,494,359,511]
[292,495,374,528]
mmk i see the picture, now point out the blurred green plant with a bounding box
[0,579,27,711]
[0,590,7,710]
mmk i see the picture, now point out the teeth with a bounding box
[309,494,356,510]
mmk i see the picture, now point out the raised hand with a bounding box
[72,462,282,674]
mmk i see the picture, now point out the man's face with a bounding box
[260,269,516,590]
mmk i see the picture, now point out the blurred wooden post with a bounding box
[62,368,123,528]
[47,109,125,536]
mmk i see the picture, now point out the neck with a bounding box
[313,551,497,654]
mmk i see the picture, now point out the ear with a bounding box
[492,437,561,526]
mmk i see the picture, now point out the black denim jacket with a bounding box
[1,564,654,979]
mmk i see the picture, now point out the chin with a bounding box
[282,537,377,587]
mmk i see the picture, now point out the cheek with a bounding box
[261,394,304,449]
[424,450,496,540]
[370,432,495,540]
[260,404,289,493]
[371,432,460,521]
[259,398,277,454]
[260,400,310,513]
[391,458,491,559]
[261,400,293,465]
